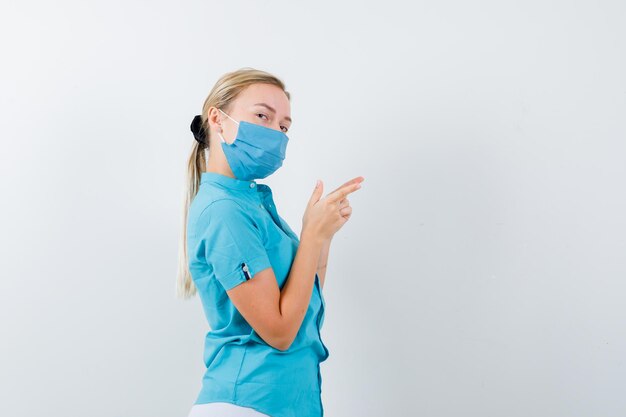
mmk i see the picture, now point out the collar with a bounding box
[201,171,262,191]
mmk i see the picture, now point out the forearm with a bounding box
[278,231,324,348]
[316,238,332,290]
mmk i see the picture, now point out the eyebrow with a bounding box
[253,103,292,123]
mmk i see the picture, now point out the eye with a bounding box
[257,112,288,133]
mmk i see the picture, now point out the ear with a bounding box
[207,107,224,132]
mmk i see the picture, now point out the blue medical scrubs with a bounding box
[187,172,330,417]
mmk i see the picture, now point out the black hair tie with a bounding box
[190,115,207,144]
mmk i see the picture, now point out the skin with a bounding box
[205,82,365,351]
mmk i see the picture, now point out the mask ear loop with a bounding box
[217,109,240,144]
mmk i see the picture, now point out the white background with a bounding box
[1,1,625,416]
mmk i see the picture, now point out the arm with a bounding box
[225,179,360,351]
[316,237,332,290]
[227,230,323,351]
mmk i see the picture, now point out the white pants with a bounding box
[188,402,271,417]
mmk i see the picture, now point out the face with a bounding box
[208,83,292,145]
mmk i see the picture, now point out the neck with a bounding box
[205,149,235,179]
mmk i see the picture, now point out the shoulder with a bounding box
[197,198,259,235]
[189,195,244,231]
[200,198,248,220]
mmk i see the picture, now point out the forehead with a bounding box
[236,83,291,115]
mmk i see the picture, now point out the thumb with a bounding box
[308,179,323,205]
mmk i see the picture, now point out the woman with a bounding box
[176,68,364,417]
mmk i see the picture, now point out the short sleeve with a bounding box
[200,199,273,291]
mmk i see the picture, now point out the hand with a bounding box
[302,176,365,243]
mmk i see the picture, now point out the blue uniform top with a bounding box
[187,172,330,417]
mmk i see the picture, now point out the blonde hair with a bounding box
[176,67,291,299]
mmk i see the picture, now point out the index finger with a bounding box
[329,176,365,196]
[326,181,362,203]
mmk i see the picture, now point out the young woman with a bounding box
[176,68,364,417]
